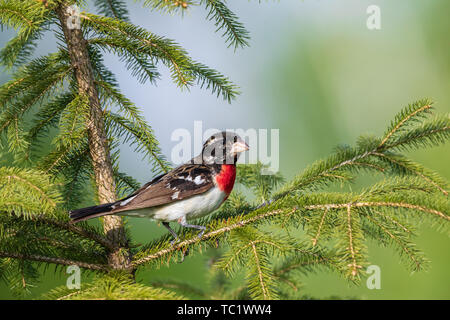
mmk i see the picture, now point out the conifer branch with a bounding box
[131,208,291,267]
[345,205,361,277]
[371,209,411,233]
[372,152,448,195]
[26,92,75,144]
[379,101,433,148]
[31,215,116,251]
[363,214,423,270]
[39,141,85,174]
[0,167,62,217]
[94,0,129,21]
[271,100,449,201]
[132,194,448,272]
[250,241,270,299]
[200,0,250,49]
[6,174,56,208]
[81,13,238,100]
[0,0,38,28]
[311,207,328,246]
[0,251,109,271]
[42,273,185,300]
[104,111,171,174]
[81,13,194,86]
[137,0,192,14]
[0,63,73,135]
[274,251,335,277]
[305,202,449,221]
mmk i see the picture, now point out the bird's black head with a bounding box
[197,131,249,165]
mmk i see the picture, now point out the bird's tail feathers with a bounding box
[69,202,116,223]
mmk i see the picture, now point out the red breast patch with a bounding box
[215,164,236,196]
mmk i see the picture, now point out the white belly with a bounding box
[118,187,227,222]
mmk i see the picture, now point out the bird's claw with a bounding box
[178,247,190,263]
[197,229,205,239]
[170,237,180,246]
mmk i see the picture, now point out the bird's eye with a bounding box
[233,136,238,143]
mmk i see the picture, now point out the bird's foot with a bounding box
[177,247,190,263]
[196,227,206,239]
[163,222,181,247]
[170,237,180,246]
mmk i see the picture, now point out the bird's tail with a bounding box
[69,202,116,223]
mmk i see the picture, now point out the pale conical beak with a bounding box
[231,141,249,154]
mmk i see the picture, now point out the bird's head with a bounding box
[199,131,249,165]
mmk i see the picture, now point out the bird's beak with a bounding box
[231,141,249,154]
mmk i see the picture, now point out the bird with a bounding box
[69,131,249,243]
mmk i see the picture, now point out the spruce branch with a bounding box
[216,227,292,299]
[273,247,339,298]
[299,201,448,221]
[362,214,426,271]
[200,0,250,49]
[42,272,185,300]
[187,61,239,103]
[26,92,75,147]
[112,168,141,197]
[0,22,44,69]
[132,198,447,268]
[38,138,88,175]
[272,100,450,201]
[343,204,364,278]
[81,12,196,86]
[0,51,73,153]
[31,215,116,251]
[0,63,72,135]
[94,79,171,175]
[236,162,284,203]
[53,93,90,149]
[0,0,48,30]
[0,251,109,271]
[2,258,38,297]
[137,0,193,14]
[132,174,448,278]
[149,279,207,299]
[379,99,433,148]
[0,214,111,272]
[274,248,338,278]
[0,167,62,217]
[372,152,448,196]
[311,207,328,246]
[131,208,293,267]
[248,240,274,299]
[89,37,160,84]
[371,209,412,234]
[94,0,129,21]
[104,111,171,175]
[58,144,92,207]
[81,13,238,101]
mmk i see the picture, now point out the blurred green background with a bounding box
[0,0,449,299]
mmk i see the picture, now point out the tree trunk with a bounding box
[56,3,131,270]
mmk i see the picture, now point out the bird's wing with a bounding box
[111,164,215,213]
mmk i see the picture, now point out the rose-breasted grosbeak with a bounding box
[69,131,249,242]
